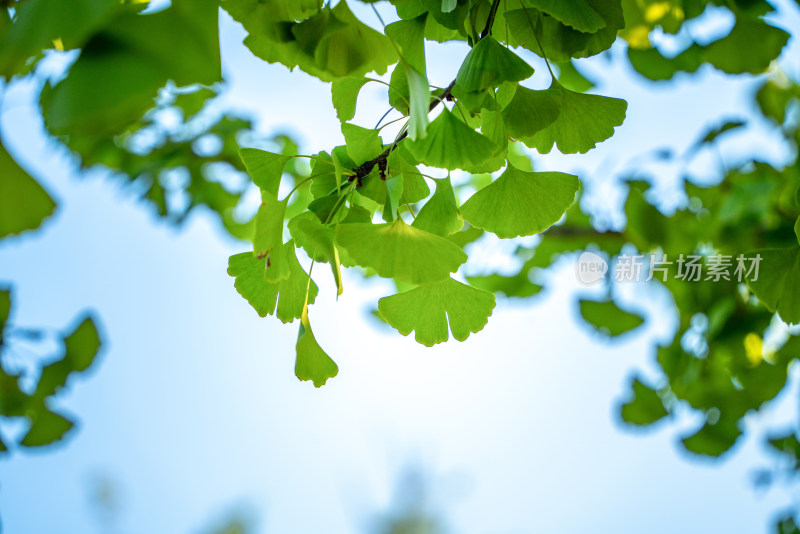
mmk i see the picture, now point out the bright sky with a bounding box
[1,1,800,533]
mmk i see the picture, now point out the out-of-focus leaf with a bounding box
[579,299,644,337]
[295,305,338,387]
[620,377,668,425]
[378,278,495,346]
[0,140,56,238]
[20,408,74,448]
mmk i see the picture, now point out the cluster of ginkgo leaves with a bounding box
[223,0,638,387]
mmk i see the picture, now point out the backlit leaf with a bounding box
[412,177,462,236]
[455,36,533,92]
[620,377,668,426]
[378,278,495,346]
[0,140,56,238]
[228,245,318,323]
[579,299,644,337]
[335,218,467,284]
[745,248,800,324]
[405,108,501,173]
[460,165,579,238]
[521,82,627,154]
[295,305,338,387]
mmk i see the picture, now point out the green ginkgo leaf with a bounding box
[20,409,74,448]
[620,377,668,426]
[264,240,294,283]
[412,177,463,236]
[524,0,606,33]
[745,248,800,324]
[335,218,467,284]
[253,193,288,258]
[386,15,430,140]
[331,77,371,122]
[455,36,534,92]
[228,244,318,323]
[579,299,645,337]
[342,123,384,165]
[378,278,496,346]
[405,108,501,173]
[288,213,345,294]
[0,140,56,238]
[295,305,338,387]
[520,82,626,154]
[501,84,561,139]
[795,217,800,245]
[239,148,293,196]
[460,164,579,238]
[702,17,789,75]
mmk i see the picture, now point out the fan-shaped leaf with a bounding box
[455,36,533,92]
[405,108,501,173]
[412,177,463,236]
[521,82,626,154]
[295,305,338,387]
[460,165,579,238]
[0,140,56,238]
[579,299,644,337]
[501,84,561,139]
[239,148,293,196]
[745,248,800,324]
[524,0,606,32]
[331,77,371,122]
[335,218,467,284]
[228,244,318,323]
[378,278,495,346]
[620,377,668,426]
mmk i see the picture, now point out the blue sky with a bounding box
[1,1,800,533]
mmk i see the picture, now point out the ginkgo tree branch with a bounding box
[353,0,503,180]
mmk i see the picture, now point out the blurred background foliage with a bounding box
[1,0,800,531]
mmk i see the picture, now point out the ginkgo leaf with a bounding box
[501,84,561,139]
[620,377,668,426]
[460,165,579,238]
[520,82,626,154]
[405,108,501,173]
[385,14,427,74]
[342,123,384,165]
[702,17,789,75]
[579,299,645,337]
[745,248,800,324]
[288,213,345,294]
[264,240,294,283]
[228,244,318,323]
[331,77,371,122]
[20,408,74,448]
[524,0,606,33]
[34,315,103,400]
[386,15,430,140]
[253,193,288,258]
[412,177,463,236]
[295,304,338,387]
[239,148,293,196]
[455,36,533,92]
[377,278,496,346]
[335,218,467,284]
[0,140,56,238]
[505,1,623,62]
[405,66,431,141]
